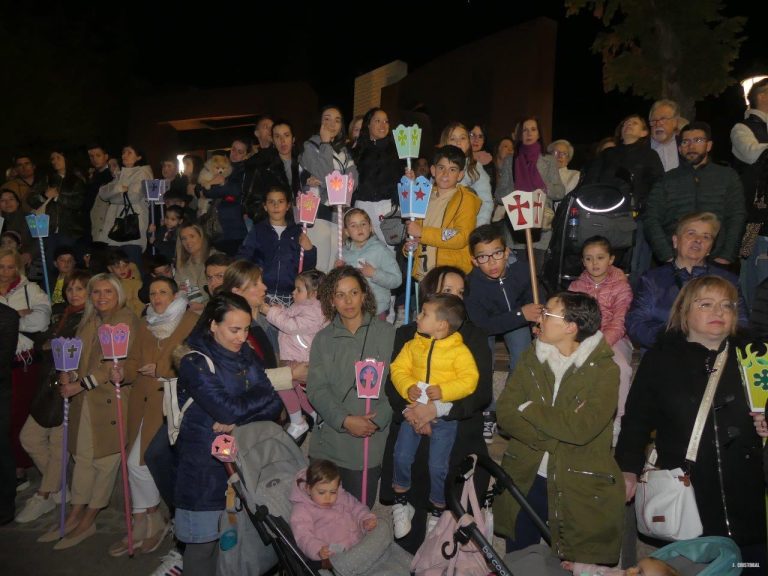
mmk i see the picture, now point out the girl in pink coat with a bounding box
[262,270,328,440]
[569,236,634,445]
[290,460,377,562]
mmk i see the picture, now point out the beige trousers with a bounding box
[19,416,64,494]
[71,402,121,509]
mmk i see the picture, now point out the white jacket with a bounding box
[93,165,153,249]
[0,276,52,354]
[731,109,768,164]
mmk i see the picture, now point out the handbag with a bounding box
[635,343,728,541]
[29,366,63,428]
[199,198,223,240]
[379,204,405,246]
[411,475,489,576]
[108,192,141,242]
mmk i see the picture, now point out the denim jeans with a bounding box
[393,418,457,507]
[630,220,652,290]
[740,235,768,313]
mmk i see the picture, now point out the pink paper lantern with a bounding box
[211,434,238,462]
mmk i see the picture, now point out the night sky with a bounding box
[1,0,764,166]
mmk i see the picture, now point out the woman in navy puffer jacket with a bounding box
[174,292,282,574]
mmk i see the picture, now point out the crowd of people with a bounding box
[1,82,768,576]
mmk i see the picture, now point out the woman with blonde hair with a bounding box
[617,275,767,565]
[175,222,218,313]
[438,122,493,226]
[40,273,140,550]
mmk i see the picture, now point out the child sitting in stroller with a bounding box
[289,460,377,562]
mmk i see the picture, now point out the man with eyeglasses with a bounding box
[731,77,768,310]
[643,121,745,266]
[648,99,682,172]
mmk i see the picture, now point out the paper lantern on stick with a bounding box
[397,175,433,219]
[26,214,50,238]
[211,434,238,462]
[737,345,768,412]
[355,359,384,400]
[392,124,423,160]
[501,190,546,231]
[143,179,167,203]
[298,191,321,225]
[51,337,83,372]
[98,323,131,360]
[325,170,353,206]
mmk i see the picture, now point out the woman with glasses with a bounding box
[547,139,580,195]
[626,212,747,351]
[617,275,767,566]
[495,291,625,565]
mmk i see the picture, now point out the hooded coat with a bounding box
[495,332,625,564]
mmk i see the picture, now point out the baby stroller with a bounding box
[444,454,743,576]
[212,421,412,576]
[541,182,636,293]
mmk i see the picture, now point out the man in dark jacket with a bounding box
[0,303,20,524]
[732,78,768,309]
[85,144,114,245]
[644,121,746,265]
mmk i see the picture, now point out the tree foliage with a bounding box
[565,0,745,117]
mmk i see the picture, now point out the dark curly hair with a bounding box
[317,266,377,321]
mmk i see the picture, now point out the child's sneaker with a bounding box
[286,420,310,441]
[426,509,442,535]
[483,411,497,444]
[150,549,183,576]
[392,502,415,539]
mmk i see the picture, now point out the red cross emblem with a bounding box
[506,195,529,226]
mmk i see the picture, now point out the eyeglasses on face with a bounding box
[469,132,484,140]
[541,308,566,320]
[680,137,708,146]
[693,299,736,313]
[649,116,676,125]
[474,249,505,264]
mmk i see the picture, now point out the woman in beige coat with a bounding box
[40,273,140,550]
[108,276,197,556]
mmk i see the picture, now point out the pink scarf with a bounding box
[514,143,547,192]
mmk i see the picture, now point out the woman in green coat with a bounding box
[495,291,624,565]
[307,266,395,509]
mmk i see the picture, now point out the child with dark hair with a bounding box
[106,248,145,315]
[405,145,481,279]
[50,246,77,304]
[148,204,184,261]
[260,269,328,440]
[495,291,624,565]
[568,236,633,444]
[464,224,543,442]
[389,293,479,537]
[289,459,377,562]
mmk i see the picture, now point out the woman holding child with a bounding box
[381,265,492,554]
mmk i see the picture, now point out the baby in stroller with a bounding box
[290,460,378,562]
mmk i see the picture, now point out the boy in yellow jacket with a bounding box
[389,293,479,538]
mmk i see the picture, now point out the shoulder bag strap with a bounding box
[685,341,729,463]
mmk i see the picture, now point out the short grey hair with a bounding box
[547,139,574,159]
[649,99,680,120]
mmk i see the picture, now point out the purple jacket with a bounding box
[289,469,375,560]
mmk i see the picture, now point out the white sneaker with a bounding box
[286,420,310,440]
[426,512,441,535]
[15,493,56,523]
[150,549,183,576]
[392,502,415,539]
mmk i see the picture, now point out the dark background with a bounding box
[0,0,764,168]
